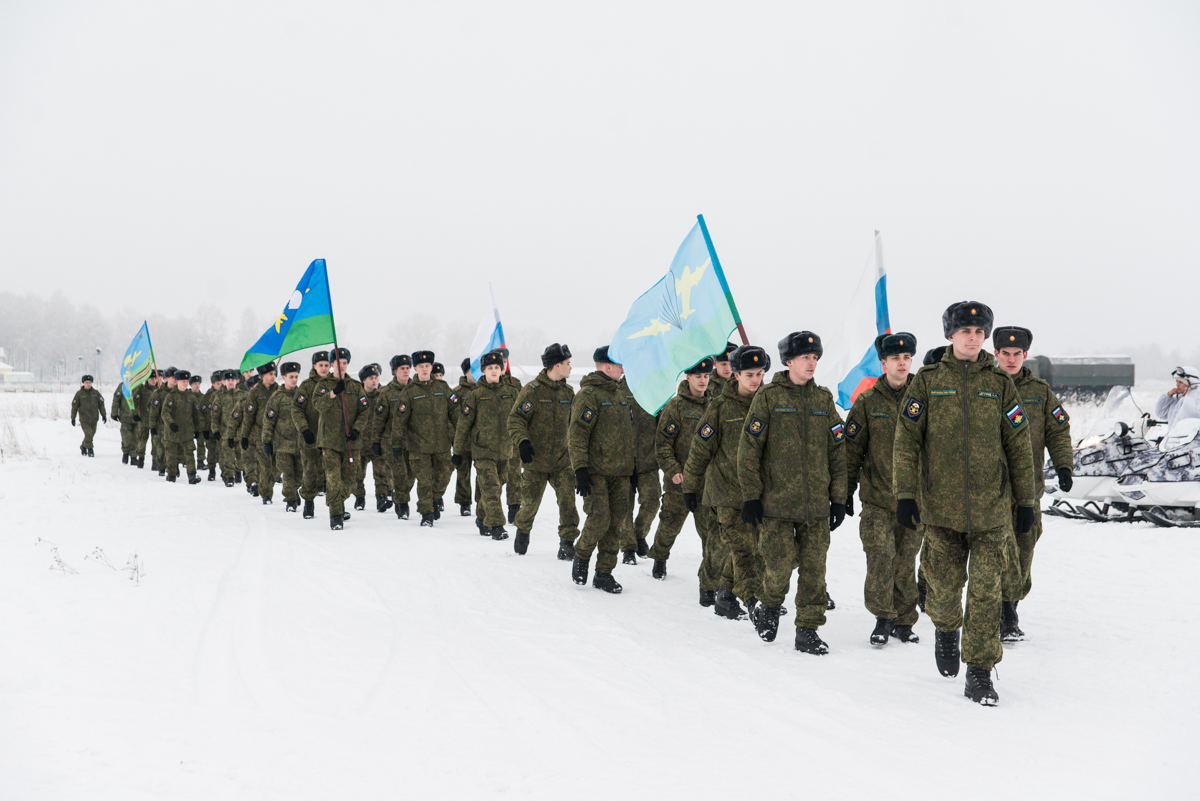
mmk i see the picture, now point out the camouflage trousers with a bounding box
[273,450,302,504]
[859,502,923,626]
[576,475,631,575]
[506,454,522,508]
[388,450,414,504]
[1002,505,1043,602]
[647,493,720,590]
[152,430,165,467]
[300,444,326,501]
[219,438,238,481]
[474,458,509,528]
[355,450,391,500]
[320,448,356,516]
[120,419,137,455]
[618,470,661,552]
[195,430,209,467]
[134,424,150,459]
[165,439,195,478]
[924,524,1007,671]
[453,451,473,506]
[759,516,830,629]
[78,422,98,449]
[716,506,764,604]
[514,464,579,542]
[409,451,452,515]
[256,449,280,501]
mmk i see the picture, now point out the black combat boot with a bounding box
[826,592,836,610]
[752,604,781,642]
[249,482,259,497]
[490,526,509,541]
[420,513,435,527]
[330,514,343,531]
[1001,601,1024,642]
[935,629,961,677]
[870,618,895,646]
[235,470,242,484]
[652,560,667,580]
[635,537,649,558]
[557,540,575,561]
[285,500,299,513]
[224,476,235,487]
[303,499,315,519]
[460,503,471,517]
[262,496,272,505]
[158,468,166,477]
[714,588,746,620]
[196,459,206,471]
[137,456,145,468]
[571,556,589,585]
[918,574,927,613]
[477,517,489,536]
[342,511,351,520]
[351,495,363,511]
[188,473,201,485]
[507,504,520,525]
[699,586,716,607]
[795,627,830,655]
[87,448,94,457]
[622,551,637,565]
[208,467,216,481]
[81,446,87,457]
[396,503,410,520]
[434,497,443,520]
[122,454,129,464]
[514,530,530,555]
[376,496,392,513]
[166,474,177,483]
[593,572,622,594]
[892,624,920,644]
[964,666,999,706]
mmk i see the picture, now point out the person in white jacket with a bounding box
[1154,366,1200,430]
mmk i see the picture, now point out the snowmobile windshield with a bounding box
[1161,418,1200,452]
[1077,386,1143,447]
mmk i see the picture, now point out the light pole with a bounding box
[96,347,102,389]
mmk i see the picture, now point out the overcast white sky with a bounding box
[2,1,1197,365]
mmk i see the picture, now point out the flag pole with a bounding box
[696,214,748,345]
[324,266,355,465]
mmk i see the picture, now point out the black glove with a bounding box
[845,488,856,517]
[113,414,120,423]
[391,447,403,460]
[302,430,316,445]
[630,473,638,489]
[371,442,383,457]
[133,415,141,422]
[71,419,76,427]
[683,492,698,513]
[169,423,179,433]
[574,466,592,498]
[741,499,763,527]
[203,430,211,439]
[332,379,345,396]
[829,502,846,531]
[897,498,921,530]
[1057,468,1073,493]
[240,437,249,450]
[226,437,234,448]
[263,443,274,457]
[519,440,534,464]
[101,417,107,424]
[151,427,158,436]
[451,454,463,467]
[347,429,359,441]
[195,432,201,440]
[1016,504,1036,534]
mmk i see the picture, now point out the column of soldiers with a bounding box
[80,298,1073,707]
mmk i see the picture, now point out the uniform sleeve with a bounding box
[389,389,412,451]
[290,384,312,437]
[161,396,176,428]
[826,401,848,504]
[351,387,368,437]
[508,385,534,447]
[567,390,595,472]
[1000,377,1036,506]
[1154,392,1177,421]
[844,397,870,494]
[1043,387,1074,472]
[262,396,279,444]
[369,393,391,446]
[238,396,255,439]
[655,399,684,479]
[681,404,720,495]
[453,389,477,456]
[893,375,930,501]
[737,390,772,502]
[110,390,122,418]
[71,391,80,421]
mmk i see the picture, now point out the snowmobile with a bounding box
[1114,417,1200,527]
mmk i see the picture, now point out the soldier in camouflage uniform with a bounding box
[186,374,204,472]
[454,351,515,540]
[683,345,769,621]
[131,372,158,468]
[209,370,239,486]
[567,346,633,594]
[238,364,277,499]
[391,350,457,526]
[708,341,736,396]
[496,347,524,524]
[509,343,578,557]
[311,348,368,529]
[262,362,304,512]
[71,376,106,456]
[200,371,222,478]
[160,369,202,483]
[450,358,476,516]
[148,367,176,473]
[111,384,135,463]
[291,351,331,519]
[354,363,391,513]
[845,332,923,647]
[738,332,847,654]
[370,355,413,519]
[894,302,1037,705]
[993,326,1074,642]
[617,377,660,562]
[647,358,718,602]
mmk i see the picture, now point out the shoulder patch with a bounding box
[375,402,385,414]
[462,404,472,416]
[1052,405,1068,425]
[831,422,845,442]
[747,417,765,437]
[846,419,861,439]
[318,387,327,395]
[152,399,160,406]
[904,398,925,421]
[1006,403,1026,428]
[976,391,1000,400]
[267,408,276,419]
[247,404,255,412]
[297,394,306,404]
[450,393,458,403]
[520,399,534,414]
[398,402,408,413]
[664,421,679,436]
[699,423,715,440]
[581,407,595,423]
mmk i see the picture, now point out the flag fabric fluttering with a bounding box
[120,322,155,409]
[468,286,506,380]
[609,216,741,414]
[824,231,891,412]
[240,259,337,372]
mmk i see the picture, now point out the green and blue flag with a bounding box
[609,216,741,414]
[120,322,155,409]
[240,259,337,372]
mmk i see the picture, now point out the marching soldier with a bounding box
[262,362,304,512]
[131,371,157,468]
[110,383,135,464]
[617,378,660,563]
[370,354,413,519]
[312,348,367,529]
[187,374,206,471]
[200,370,222,478]
[148,367,175,474]
[454,351,516,540]
[738,332,847,654]
[993,325,1073,642]
[391,351,457,527]
[450,358,476,516]
[291,351,332,519]
[567,346,634,594]
[160,369,202,484]
[893,302,1036,705]
[497,347,524,525]
[240,363,279,502]
[210,370,239,486]
[354,363,391,512]
[71,375,106,456]
[509,343,578,556]
[844,332,923,646]
[683,344,769,621]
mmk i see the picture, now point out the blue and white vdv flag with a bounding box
[824,231,891,412]
[468,296,506,380]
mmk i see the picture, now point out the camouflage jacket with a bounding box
[312,375,368,453]
[451,377,476,452]
[894,349,1035,533]
[71,387,106,425]
[208,389,230,439]
[148,384,169,429]
[262,386,301,454]
[289,369,325,447]
[737,371,847,524]
[620,377,659,474]
[708,369,730,397]
[132,382,156,425]
[370,378,410,451]
[238,381,278,442]
[455,379,517,461]
[161,386,201,442]
[682,378,754,509]
[845,374,915,513]
[568,371,634,477]
[508,369,574,474]
[1013,366,1074,498]
[655,380,710,495]
[110,387,127,421]
[390,378,457,455]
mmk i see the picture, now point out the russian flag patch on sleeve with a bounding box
[1006,404,1025,427]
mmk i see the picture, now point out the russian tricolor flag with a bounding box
[827,231,891,412]
[468,286,507,380]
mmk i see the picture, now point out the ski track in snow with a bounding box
[0,398,1195,799]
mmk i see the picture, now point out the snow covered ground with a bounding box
[1,392,1194,800]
